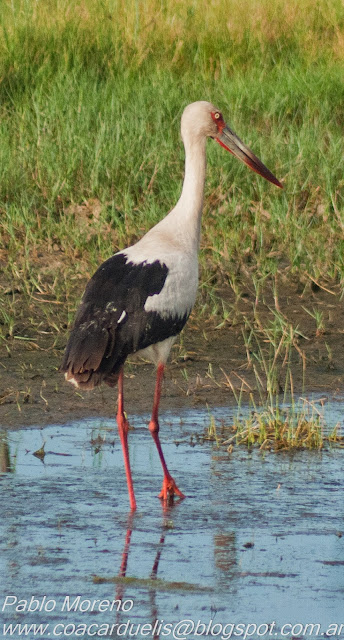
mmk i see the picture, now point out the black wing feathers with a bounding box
[61,253,174,389]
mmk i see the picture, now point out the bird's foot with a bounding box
[158,475,185,502]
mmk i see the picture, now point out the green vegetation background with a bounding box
[0,0,344,337]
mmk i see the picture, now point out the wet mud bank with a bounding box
[1,328,344,430]
[1,281,344,429]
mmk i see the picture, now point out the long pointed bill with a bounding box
[217,124,283,188]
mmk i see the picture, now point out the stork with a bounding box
[61,101,282,510]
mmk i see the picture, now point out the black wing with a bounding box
[61,253,187,389]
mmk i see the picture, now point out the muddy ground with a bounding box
[1,278,344,428]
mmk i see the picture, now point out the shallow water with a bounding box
[1,404,344,640]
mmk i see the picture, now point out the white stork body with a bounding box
[62,101,282,510]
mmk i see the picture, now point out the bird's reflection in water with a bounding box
[214,532,237,589]
[148,531,166,640]
[114,501,182,639]
[0,431,11,473]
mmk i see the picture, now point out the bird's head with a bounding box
[181,101,282,188]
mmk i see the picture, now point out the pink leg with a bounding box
[148,363,185,501]
[117,369,137,511]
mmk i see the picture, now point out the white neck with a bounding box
[157,134,207,251]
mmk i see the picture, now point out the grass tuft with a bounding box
[222,398,343,451]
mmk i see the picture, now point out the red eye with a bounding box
[211,111,223,122]
[211,111,225,130]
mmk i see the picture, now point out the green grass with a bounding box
[0,0,344,342]
[217,399,344,451]
[206,319,344,450]
[201,297,344,450]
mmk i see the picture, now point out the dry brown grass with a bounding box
[2,0,344,68]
